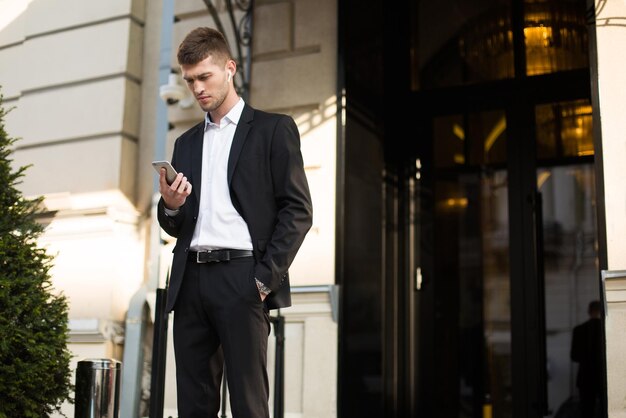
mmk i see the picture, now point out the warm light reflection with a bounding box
[415,158,422,179]
[484,117,507,153]
[524,26,552,48]
[457,1,588,81]
[453,123,465,141]
[561,104,594,156]
[536,100,593,159]
[537,171,551,189]
[440,197,468,209]
[524,3,588,76]
[525,26,554,75]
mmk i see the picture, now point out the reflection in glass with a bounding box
[434,115,465,168]
[433,170,512,418]
[412,0,513,89]
[524,0,589,76]
[468,111,507,166]
[536,99,593,159]
[538,165,598,416]
[434,111,507,169]
[480,170,512,418]
[411,0,589,90]
[460,7,514,81]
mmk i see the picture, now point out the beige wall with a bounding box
[0,0,338,416]
[593,0,626,416]
[0,0,149,318]
[1,0,144,201]
[0,1,149,416]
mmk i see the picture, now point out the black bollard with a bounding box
[74,358,122,418]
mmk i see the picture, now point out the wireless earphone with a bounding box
[227,72,232,82]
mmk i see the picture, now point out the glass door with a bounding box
[539,164,599,416]
[398,1,597,414]
[417,98,599,418]
[535,99,600,417]
[422,109,514,418]
[427,168,513,418]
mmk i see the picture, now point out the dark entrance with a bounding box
[411,95,600,418]
[338,0,605,417]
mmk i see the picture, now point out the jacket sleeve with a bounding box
[254,115,313,291]
[157,198,185,238]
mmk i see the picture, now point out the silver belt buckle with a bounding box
[196,250,211,263]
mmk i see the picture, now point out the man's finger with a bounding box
[169,172,184,190]
[177,177,189,193]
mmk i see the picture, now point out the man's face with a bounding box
[181,55,231,113]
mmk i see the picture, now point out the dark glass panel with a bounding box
[434,115,465,168]
[411,0,589,90]
[411,0,513,90]
[535,99,593,160]
[467,110,507,166]
[538,164,599,414]
[524,0,589,76]
[433,111,507,168]
[432,170,513,418]
[480,170,513,418]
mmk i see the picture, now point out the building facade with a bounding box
[1,0,337,417]
[1,0,625,417]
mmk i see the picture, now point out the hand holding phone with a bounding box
[152,160,192,210]
[152,160,178,185]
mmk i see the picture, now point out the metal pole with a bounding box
[144,1,175,417]
[271,312,285,418]
[149,287,169,418]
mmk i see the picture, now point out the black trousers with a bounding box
[173,257,271,418]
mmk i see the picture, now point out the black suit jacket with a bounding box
[158,103,313,313]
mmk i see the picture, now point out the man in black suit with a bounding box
[157,27,313,418]
[570,300,603,418]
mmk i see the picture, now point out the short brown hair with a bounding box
[177,27,233,66]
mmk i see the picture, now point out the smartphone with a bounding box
[152,160,178,185]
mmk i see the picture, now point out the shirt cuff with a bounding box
[163,207,180,217]
[255,278,272,295]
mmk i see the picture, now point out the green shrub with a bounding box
[0,93,72,417]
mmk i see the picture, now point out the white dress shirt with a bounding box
[189,98,252,251]
[164,99,271,295]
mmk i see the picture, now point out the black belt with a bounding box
[188,249,253,263]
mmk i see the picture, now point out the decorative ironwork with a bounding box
[202,0,255,101]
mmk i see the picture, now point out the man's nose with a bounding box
[194,82,205,95]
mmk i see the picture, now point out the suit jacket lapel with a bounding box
[228,104,253,185]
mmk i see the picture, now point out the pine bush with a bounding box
[0,92,73,417]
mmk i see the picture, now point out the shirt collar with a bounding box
[204,97,245,131]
